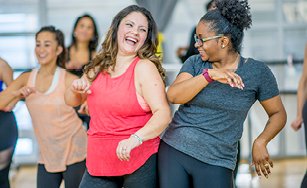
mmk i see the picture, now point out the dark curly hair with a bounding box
[36,26,66,68]
[83,5,165,82]
[200,0,252,53]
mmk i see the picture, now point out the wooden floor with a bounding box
[9,157,307,188]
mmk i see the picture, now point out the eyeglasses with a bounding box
[194,34,224,46]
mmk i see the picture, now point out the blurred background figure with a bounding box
[176,0,216,64]
[0,57,18,188]
[291,43,307,188]
[66,14,99,76]
[66,14,99,129]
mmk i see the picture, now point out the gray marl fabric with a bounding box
[162,55,279,170]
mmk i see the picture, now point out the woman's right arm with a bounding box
[167,69,244,104]
[167,72,209,104]
[64,75,90,107]
[0,58,14,86]
[291,44,307,130]
[0,72,29,110]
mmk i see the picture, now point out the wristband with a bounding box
[202,69,214,83]
[131,134,143,145]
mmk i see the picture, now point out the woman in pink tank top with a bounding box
[0,26,87,188]
[65,5,171,188]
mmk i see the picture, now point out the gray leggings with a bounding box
[158,141,234,188]
[79,154,157,188]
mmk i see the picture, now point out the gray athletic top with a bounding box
[162,55,279,170]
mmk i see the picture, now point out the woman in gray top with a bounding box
[158,0,287,187]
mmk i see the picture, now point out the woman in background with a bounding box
[0,26,87,188]
[0,57,18,188]
[66,14,99,127]
[66,13,99,76]
[291,43,307,188]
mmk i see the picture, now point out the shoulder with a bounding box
[180,55,205,75]
[63,68,79,89]
[135,58,162,82]
[11,71,31,86]
[185,55,203,66]
[242,58,276,83]
[18,71,31,79]
[135,58,158,73]
[245,58,267,68]
[0,58,12,72]
[136,59,155,68]
[243,58,272,73]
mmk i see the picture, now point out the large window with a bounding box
[0,1,41,164]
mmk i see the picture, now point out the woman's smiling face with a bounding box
[117,11,148,56]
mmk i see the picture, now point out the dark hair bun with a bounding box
[216,0,252,30]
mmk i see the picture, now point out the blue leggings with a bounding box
[158,141,234,188]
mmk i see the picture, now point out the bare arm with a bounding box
[167,72,208,104]
[116,59,171,161]
[0,72,30,110]
[291,44,307,130]
[133,59,171,141]
[0,58,16,111]
[0,58,14,86]
[167,69,244,104]
[252,95,287,178]
[64,73,89,107]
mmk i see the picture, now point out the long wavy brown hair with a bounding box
[83,5,165,82]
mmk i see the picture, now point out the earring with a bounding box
[222,45,225,48]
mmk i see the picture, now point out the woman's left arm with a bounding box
[252,95,287,178]
[116,59,171,161]
[133,59,171,141]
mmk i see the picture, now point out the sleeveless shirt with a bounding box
[86,57,160,176]
[26,68,87,172]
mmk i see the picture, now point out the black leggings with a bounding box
[0,162,12,188]
[301,101,307,188]
[158,141,233,188]
[0,111,18,188]
[37,160,86,188]
[79,154,157,188]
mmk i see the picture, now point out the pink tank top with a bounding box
[26,68,87,172]
[86,57,160,176]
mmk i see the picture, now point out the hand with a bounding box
[70,78,91,94]
[18,86,36,98]
[209,69,244,90]
[291,117,303,131]
[78,101,89,115]
[251,138,273,178]
[116,136,141,161]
